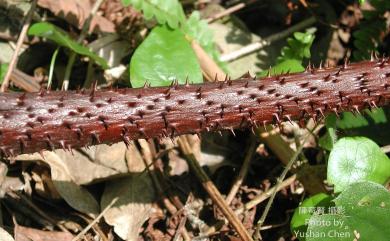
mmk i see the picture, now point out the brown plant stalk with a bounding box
[1,59,390,157]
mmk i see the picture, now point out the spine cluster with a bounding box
[0,59,389,157]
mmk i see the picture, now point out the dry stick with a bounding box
[75,213,110,241]
[257,127,294,166]
[207,2,246,23]
[62,0,105,91]
[178,137,253,241]
[202,173,297,238]
[220,16,316,62]
[191,40,226,81]
[71,197,118,241]
[9,69,40,92]
[138,139,191,241]
[11,191,69,233]
[0,0,37,92]
[199,138,256,237]
[225,138,257,205]
[253,124,318,240]
[235,174,296,215]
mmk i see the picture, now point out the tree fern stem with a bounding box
[0,59,389,157]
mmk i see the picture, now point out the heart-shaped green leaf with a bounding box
[327,137,390,192]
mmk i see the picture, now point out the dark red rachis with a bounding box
[1,59,390,157]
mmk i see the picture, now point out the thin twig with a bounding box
[207,2,246,23]
[138,139,191,241]
[207,0,260,23]
[12,191,69,233]
[62,0,105,90]
[1,0,37,92]
[71,197,118,241]
[235,174,296,214]
[202,174,296,238]
[178,136,253,241]
[225,138,257,205]
[253,124,320,240]
[220,16,316,62]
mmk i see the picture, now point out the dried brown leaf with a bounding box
[37,0,115,33]
[14,224,74,241]
[17,151,100,217]
[17,143,128,185]
[102,141,155,240]
[101,174,155,240]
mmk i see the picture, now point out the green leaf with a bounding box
[272,59,305,74]
[259,59,305,77]
[121,0,185,29]
[130,25,202,87]
[326,108,390,145]
[319,114,338,151]
[291,193,333,241]
[327,137,390,192]
[336,109,387,129]
[305,182,390,241]
[259,28,315,77]
[318,128,337,152]
[28,22,108,69]
[0,63,9,84]
[183,11,228,71]
[278,28,316,63]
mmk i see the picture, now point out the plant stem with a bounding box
[253,124,319,240]
[2,60,389,157]
[1,0,37,92]
[62,0,105,90]
[47,47,60,90]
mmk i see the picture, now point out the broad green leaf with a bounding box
[327,137,390,192]
[183,11,228,71]
[121,0,185,29]
[130,25,202,87]
[305,182,390,241]
[291,193,333,241]
[28,22,108,69]
[0,63,9,84]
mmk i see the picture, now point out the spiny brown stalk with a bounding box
[1,59,390,157]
